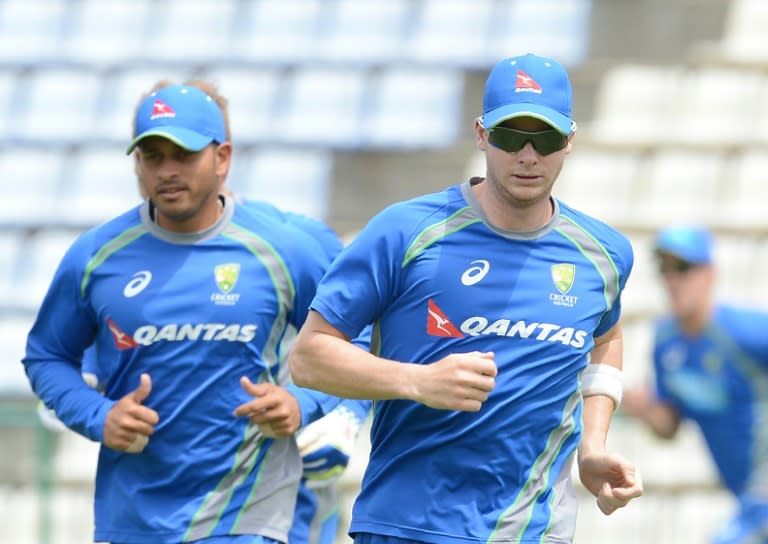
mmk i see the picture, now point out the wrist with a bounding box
[399,363,423,401]
[581,363,623,410]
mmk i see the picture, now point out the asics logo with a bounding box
[124,271,152,298]
[461,260,490,286]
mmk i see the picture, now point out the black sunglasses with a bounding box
[487,126,569,156]
[658,260,696,275]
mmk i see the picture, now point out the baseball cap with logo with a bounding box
[482,53,574,135]
[126,84,226,154]
[654,225,713,265]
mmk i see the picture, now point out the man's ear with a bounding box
[474,117,489,151]
[215,142,233,183]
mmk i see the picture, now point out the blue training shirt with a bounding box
[23,195,343,544]
[309,180,634,544]
[237,198,373,544]
[653,304,768,500]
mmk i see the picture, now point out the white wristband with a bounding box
[580,364,623,409]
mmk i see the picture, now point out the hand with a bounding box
[578,450,643,515]
[297,405,363,481]
[233,377,301,437]
[412,351,497,411]
[103,373,159,453]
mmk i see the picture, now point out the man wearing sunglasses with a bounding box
[289,53,643,544]
[623,225,768,544]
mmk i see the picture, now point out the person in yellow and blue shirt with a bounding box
[24,80,348,544]
[289,53,644,544]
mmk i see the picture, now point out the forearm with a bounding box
[25,360,114,441]
[579,395,614,457]
[580,324,623,455]
[290,325,418,401]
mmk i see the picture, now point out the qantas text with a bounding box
[460,317,587,347]
[132,323,257,345]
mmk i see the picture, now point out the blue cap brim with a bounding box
[483,103,572,135]
[125,126,215,155]
[654,232,712,264]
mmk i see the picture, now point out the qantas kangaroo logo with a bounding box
[107,318,139,349]
[426,299,464,338]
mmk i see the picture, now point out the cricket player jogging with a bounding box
[34,162,372,544]
[290,53,643,544]
[23,82,346,544]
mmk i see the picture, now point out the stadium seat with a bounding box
[93,67,197,144]
[487,0,591,67]
[747,239,768,308]
[13,230,83,310]
[633,149,723,227]
[463,151,485,181]
[716,150,768,228]
[316,0,408,65]
[752,84,768,144]
[405,0,494,67]
[0,316,36,394]
[9,68,102,145]
[667,68,764,147]
[202,66,283,145]
[620,318,656,384]
[0,0,68,65]
[712,0,768,65]
[236,148,333,220]
[233,0,323,65]
[713,234,760,305]
[586,65,684,148]
[0,147,66,226]
[56,147,139,225]
[0,232,20,305]
[363,67,463,149]
[64,0,152,65]
[621,233,666,319]
[0,484,95,542]
[0,69,18,140]
[552,148,641,226]
[275,67,367,147]
[142,0,237,63]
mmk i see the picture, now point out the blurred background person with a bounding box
[622,225,768,544]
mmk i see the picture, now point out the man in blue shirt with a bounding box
[289,53,643,544]
[23,80,346,544]
[623,225,768,544]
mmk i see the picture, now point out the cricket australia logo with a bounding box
[549,263,578,307]
[212,263,241,305]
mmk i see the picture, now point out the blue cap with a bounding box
[482,53,574,135]
[126,85,226,154]
[654,226,713,264]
